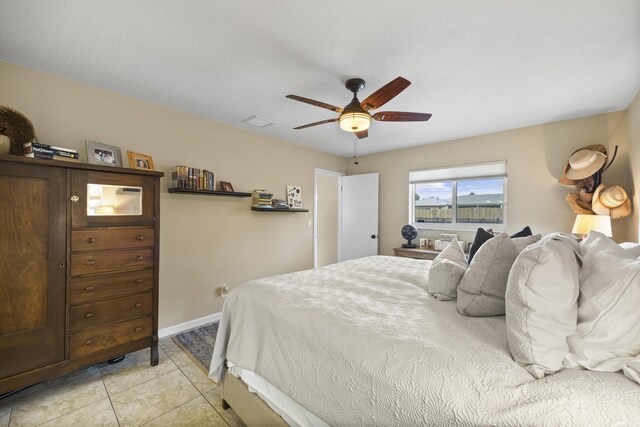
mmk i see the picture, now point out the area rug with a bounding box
[172,322,219,373]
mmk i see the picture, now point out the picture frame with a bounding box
[220,181,234,192]
[419,238,429,249]
[287,185,302,208]
[127,151,155,171]
[85,140,123,167]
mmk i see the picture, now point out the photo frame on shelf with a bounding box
[85,140,123,167]
[419,238,429,249]
[220,181,234,192]
[127,151,155,170]
[287,185,302,208]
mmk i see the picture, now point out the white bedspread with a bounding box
[210,256,640,426]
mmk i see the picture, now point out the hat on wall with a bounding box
[591,184,631,219]
[558,144,607,185]
[565,193,594,215]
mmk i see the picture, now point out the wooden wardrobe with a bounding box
[0,155,163,395]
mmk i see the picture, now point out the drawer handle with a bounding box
[85,286,95,292]
[135,327,143,333]
[135,278,144,284]
[85,312,94,319]
[136,256,144,261]
[86,260,95,266]
[136,235,145,241]
[84,339,94,346]
[135,303,143,308]
[86,237,95,243]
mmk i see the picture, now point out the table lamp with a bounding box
[572,214,612,239]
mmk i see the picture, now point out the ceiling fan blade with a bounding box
[293,118,339,130]
[360,77,411,110]
[373,111,432,122]
[355,130,368,139]
[286,95,343,112]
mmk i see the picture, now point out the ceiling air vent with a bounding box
[241,116,273,128]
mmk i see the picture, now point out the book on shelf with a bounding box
[171,165,215,190]
[25,152,81,162]
[23,142,79,161]
[272,198,288,209]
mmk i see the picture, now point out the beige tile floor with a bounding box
[0,337,246,427]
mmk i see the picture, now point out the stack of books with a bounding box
[24,141,80,162]
[252,189,273,209]
[170,165,215,190]
[272,198,289,209]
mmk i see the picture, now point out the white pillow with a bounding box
[506,233,581,378]
[564,232,640,383]
[619,242,640,258]
[428,238,468,301]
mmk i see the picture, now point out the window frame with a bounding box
[409,174,508,231]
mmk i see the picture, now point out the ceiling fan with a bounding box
[286,77,432,139]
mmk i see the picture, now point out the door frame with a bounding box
[313,168,345,268]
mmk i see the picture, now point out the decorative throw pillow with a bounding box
[512,234,542,252]
[467,226,533,263]
[506,233,581,378]
[467,228,494,264]
[457,233,520,317]
[427,238,468,301]
[564,232,640,381]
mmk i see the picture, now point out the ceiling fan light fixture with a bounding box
[339,111,371,132]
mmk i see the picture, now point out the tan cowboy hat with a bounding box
[565,193,594,215]
[558,144,607,185]
[591,184,631,219]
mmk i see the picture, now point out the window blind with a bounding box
[409,161,507,183]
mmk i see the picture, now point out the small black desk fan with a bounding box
[401,224,418,248]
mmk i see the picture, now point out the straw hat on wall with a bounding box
[591,184,632,219]
[558,145,607,185]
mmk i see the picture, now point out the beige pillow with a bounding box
[457,233,519,317]
[428,238,468,301]
[512,234,543,252]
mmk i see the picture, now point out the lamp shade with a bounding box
[572,214,612,237]
[339,112,371,132]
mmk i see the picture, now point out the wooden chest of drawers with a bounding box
[0,156,162,395]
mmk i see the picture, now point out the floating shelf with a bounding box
[251,207,309,213]
[168,188,252,197]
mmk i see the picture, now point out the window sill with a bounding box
[413,223,507,233]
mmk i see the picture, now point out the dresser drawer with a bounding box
[71,248,153,276]
[72,228,154,252]
[70,315,152,358]
[70,269,153,304]
[70,292,153,332]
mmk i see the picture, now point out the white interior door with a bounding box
[340,173,379,261]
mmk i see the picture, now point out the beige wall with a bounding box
[627,90,640,242]
[0,61,347,329]
[315,173,340,267]
[348,112,634,254]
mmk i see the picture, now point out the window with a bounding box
[410,162,506,229]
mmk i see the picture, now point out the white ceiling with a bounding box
[1,1,639,157]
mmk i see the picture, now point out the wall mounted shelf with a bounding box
[251,207,309,213]
[168,188,252,197]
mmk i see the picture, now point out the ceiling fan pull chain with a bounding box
[353,137,359,165]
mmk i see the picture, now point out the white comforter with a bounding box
[210,256,640,426]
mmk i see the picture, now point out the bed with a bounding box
[209,255,640,426]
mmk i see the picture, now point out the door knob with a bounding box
[370,235,377,239]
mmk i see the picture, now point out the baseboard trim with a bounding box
[158,312,222,338]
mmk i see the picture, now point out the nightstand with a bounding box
[393,247,469,261]
[393,247,440,260]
